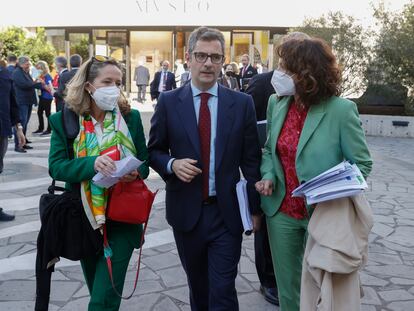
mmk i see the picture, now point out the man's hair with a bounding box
[55,56,68,68]
[187,26,225,55]
[18,56,30,65]
[70,54,82,68]
[7,54,17,63]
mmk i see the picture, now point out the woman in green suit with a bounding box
[255,38,372,311]
[48,56,149,311]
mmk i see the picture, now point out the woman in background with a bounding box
[33,60,54,135]
[218,64,239,91]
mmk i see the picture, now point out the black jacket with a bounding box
[150,71,176,99]
[238,64,258,91]
[0,68,20,136]
[245,70,275,121]
[12,65,41,106]
[54,68,78,107]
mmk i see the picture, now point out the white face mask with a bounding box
[90,85,120,111]
[271,69,296,97]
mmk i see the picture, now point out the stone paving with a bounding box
[0,104,413,310]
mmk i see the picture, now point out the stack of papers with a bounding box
[236,180,253,235]
[292,161,368,205]
[92,156,143,188]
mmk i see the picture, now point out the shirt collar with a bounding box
[190,81,218,98]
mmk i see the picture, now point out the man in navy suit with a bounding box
[238,54,257,92]
[149,60,176,100]
[148,27,262,310]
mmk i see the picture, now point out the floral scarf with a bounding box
[74,108,136,229]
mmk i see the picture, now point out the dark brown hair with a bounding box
[277,38,341,107]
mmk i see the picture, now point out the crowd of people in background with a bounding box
[0,53,83,221]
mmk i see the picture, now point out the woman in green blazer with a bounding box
[48,56,149,311]
[255,38,372,311]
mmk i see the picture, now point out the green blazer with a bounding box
[48,108,149,248]
[260,95,372,217]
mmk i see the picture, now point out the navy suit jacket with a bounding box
[54,68,78,107]
[148,83,261,236]
[12,66,41,106]
[245,70,275,121]
[150,71,176,99]
[0,68,20,136]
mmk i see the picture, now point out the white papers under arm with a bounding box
[236,180,253,235]
[292,160,368,205]
[92,156,143,188]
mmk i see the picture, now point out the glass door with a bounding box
[130,31,173,93]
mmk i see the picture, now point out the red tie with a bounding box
[199,92,211,200]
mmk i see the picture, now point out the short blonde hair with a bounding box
[65,57,130,116]
[36,60,50,75]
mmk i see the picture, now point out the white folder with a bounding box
[236,179,253,235]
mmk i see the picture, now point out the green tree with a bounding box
[72,37,90,62]
[0,26,26,59]
[290,12,371,98]
[0,27,56,69]
[21,28,56,67]
[373,1,414,114]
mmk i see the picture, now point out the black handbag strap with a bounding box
[47,107,81,195]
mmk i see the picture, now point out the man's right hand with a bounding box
[172,158,202,183]
[255,179,274,196]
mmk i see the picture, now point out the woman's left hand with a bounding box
[119,169,140,183]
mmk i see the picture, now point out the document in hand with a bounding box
[236,180,253,235]
[92,156,143,188]
[292,161,368,205]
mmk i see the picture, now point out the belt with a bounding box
[202,196,217,205]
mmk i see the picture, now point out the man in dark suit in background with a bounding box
[244,31,311,307]
[239,54,257,92]
[148,27,262,310]
[12,56,41,153]
[246,71,275,122]
[54,54,82,112]
[245,70,278,305]
[149,60,176,100]
[6,54,17,74]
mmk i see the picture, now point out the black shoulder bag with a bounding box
[35,107,102,311]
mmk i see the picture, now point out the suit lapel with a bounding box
[270,96,291,149]
[176,84,201,158]
[215,85,235,171]
[296,101,326,161]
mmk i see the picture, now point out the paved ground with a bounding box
[0,101,413,310]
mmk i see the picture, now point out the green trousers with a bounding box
[267,212,309,311]
[81,222,142,311]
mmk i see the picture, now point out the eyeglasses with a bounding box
[193,52,225,64]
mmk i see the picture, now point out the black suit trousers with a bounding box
[173,202,242,311]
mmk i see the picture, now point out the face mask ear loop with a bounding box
[87,83,96,97]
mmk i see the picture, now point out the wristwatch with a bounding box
[16,124,23,130]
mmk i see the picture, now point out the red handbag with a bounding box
[104,179,158,299]
[106,179,157,224]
